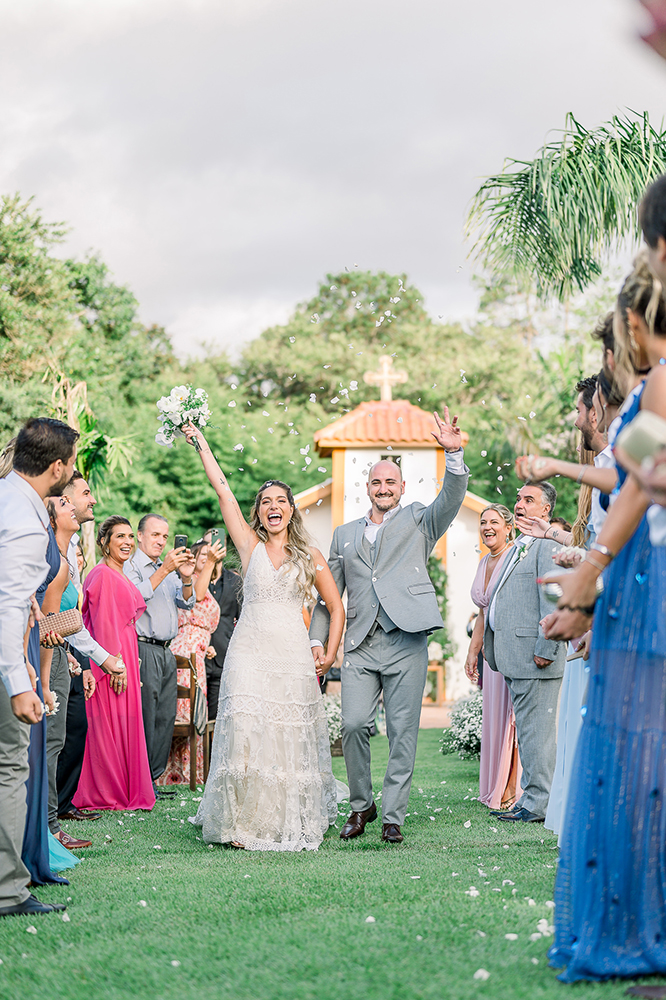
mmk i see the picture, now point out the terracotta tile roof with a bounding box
[314,400,468,456]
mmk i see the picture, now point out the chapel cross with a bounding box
[363,355,408,402]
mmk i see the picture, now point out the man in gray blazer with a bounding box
[310,409,468,844]
[484,481,566,823]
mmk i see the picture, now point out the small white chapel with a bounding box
[294,356,491,702]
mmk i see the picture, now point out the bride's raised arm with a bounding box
[182,423,256,565]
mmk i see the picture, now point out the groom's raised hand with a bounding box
[432,407,463,452]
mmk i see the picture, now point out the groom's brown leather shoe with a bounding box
[340,802,378,840]
[381,823,403,843]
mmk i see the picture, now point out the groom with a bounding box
[310,408,468,844]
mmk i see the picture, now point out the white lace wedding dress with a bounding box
[191,542,340,851]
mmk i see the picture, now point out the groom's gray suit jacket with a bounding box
[483,537,565,680]
[309,466,468,652]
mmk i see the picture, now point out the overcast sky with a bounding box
[1,0,664,357]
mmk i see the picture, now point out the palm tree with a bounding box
[466,112,666,302]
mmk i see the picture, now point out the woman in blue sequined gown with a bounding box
[546,257,666,983]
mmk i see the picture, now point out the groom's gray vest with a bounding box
[309,467,468,653]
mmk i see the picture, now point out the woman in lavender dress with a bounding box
[464,504,522,810]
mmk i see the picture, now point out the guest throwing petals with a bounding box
[73,517,155,812]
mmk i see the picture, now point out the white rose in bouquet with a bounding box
[155,385,211,449]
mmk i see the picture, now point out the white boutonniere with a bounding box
[515,536,534,562]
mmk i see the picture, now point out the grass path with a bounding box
[0,730,660,999]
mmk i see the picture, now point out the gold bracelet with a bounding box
[576,467,585,485]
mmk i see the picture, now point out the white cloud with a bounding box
[0,0,661,358]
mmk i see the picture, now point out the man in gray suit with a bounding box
[310,409,468,844]
[484,481,566,823]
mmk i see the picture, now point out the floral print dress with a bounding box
[159,584,220,786]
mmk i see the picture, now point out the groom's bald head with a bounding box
[368,459,402,482]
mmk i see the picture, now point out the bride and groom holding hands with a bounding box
[183,406,468,851]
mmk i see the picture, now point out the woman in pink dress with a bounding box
[464,504,522,811]
[73,516,155,812]
[160,540,221,786]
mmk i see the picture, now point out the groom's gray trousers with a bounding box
[341,623,428,826]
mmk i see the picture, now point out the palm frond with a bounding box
[467,111,666,301]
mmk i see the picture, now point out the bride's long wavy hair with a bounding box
[250,480,317,599]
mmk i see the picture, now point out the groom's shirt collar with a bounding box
[363,504,401,544]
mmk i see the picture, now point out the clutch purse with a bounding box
[39,608,83,644]
[616,409,666,464]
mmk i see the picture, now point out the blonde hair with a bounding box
[571,440,595,548]
[250,480,317,599]
[613,251,666,395]
[0,438,16,479]
[479,503,515,542]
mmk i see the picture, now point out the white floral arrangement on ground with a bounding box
[155,385,211,448]
[322,693,343,744]
[439,691,482,760]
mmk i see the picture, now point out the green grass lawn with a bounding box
[0,729,662,1000]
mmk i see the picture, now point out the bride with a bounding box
[183,423,345,851]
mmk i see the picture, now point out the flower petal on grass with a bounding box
[138,900,147,907]
[365,916,376,923]
[505,933,518,940]
[26,926,37,934]
[463,820,471,828]
[473,969,490,980]
[545,900,555,909]
[171,960,181,967]
[62,913,70,923]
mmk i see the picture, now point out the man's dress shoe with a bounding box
[58,806,101,822]
[340,802,377,840]
[381,823,403,843]
[498,807,544,823]
[0,893,66,918]
[54,829,92,849]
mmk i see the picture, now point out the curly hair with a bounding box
[479,503,515,541]
[250,480,317,599]
[97,515,132,556]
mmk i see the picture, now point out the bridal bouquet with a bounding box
[155,385,211,448]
